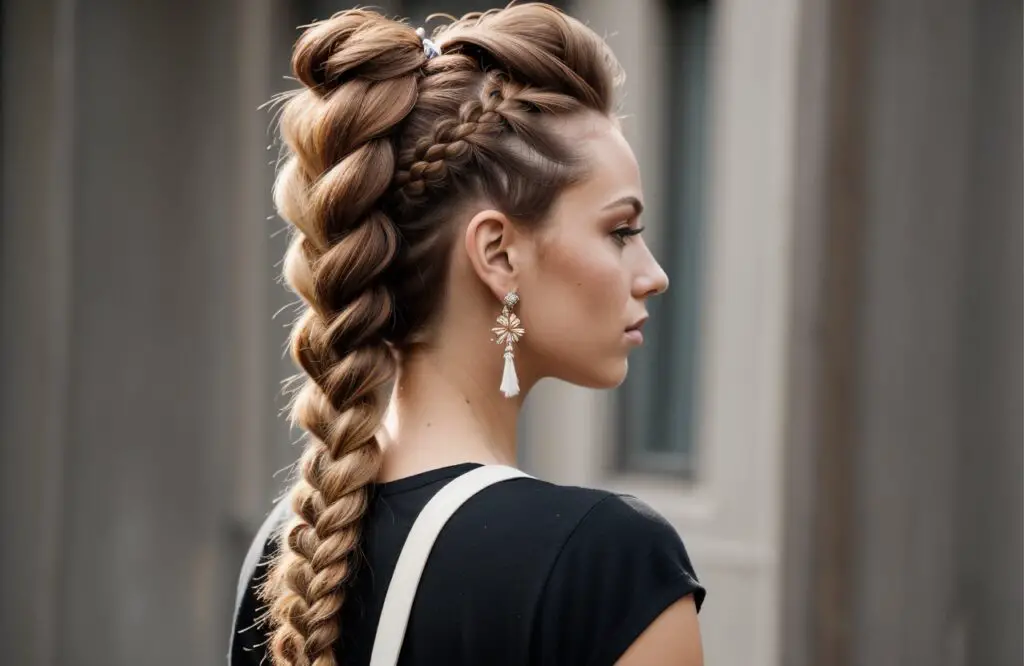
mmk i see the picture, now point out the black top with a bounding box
[230,463,706,666]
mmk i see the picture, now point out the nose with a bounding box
[632,250,669,298]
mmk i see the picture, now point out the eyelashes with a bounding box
[612,225,645,246]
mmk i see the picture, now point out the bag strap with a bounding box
[368,464,531,666]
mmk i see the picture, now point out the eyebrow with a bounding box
[602,195,644,217]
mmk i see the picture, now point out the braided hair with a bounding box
[261,4,620,664]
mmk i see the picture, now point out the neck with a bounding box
[377,340,527,482]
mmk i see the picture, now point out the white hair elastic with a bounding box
[415,27,441,60]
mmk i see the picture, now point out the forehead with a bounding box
[551,112,642,206]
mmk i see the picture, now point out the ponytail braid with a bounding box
[262,11,426,666]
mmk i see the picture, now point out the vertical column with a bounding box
[854,0,977,664]
[810,0,870,664]
[957,2,1023,664]
[0,0,76,664]
[779,0,837,662]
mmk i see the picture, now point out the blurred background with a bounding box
[1,0,1021,665]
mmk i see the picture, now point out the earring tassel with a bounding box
[500,350,520,398]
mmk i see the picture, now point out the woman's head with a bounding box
[485,110,670,389]
[264,4,667,664]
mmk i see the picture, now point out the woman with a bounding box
[231,4,706,665]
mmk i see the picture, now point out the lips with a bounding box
[625,317,648,345]
[625,316,648,333]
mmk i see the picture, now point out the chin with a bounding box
[606,358,630,388]
[572,357,629,390]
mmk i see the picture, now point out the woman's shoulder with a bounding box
[460,476,705,610]
[482,475,684,544]
[518,481,706,665]
[515,479,701,586]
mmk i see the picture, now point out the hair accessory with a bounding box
[415,27,441,60]
[491,291,524,398]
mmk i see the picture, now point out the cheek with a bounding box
[523,237,628,349]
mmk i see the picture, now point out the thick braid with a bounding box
[261,11,426,666]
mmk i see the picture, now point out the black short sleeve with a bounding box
[533,494,706,666]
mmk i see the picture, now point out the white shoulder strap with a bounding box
[368,464,531,666]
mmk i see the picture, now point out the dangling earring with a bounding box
[491,290,525,398]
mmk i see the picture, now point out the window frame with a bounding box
[616,0,713,479]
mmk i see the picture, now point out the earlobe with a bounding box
[464,208,520,300]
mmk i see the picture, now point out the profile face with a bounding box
[516,111,670,389]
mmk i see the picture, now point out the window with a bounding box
[617,0,712,477]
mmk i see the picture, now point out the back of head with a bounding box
[262,4,621,664]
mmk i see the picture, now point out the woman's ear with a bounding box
[464,208,525,300]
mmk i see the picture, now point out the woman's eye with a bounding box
[612,225,645,245]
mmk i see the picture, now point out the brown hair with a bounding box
[261,4,620,664]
